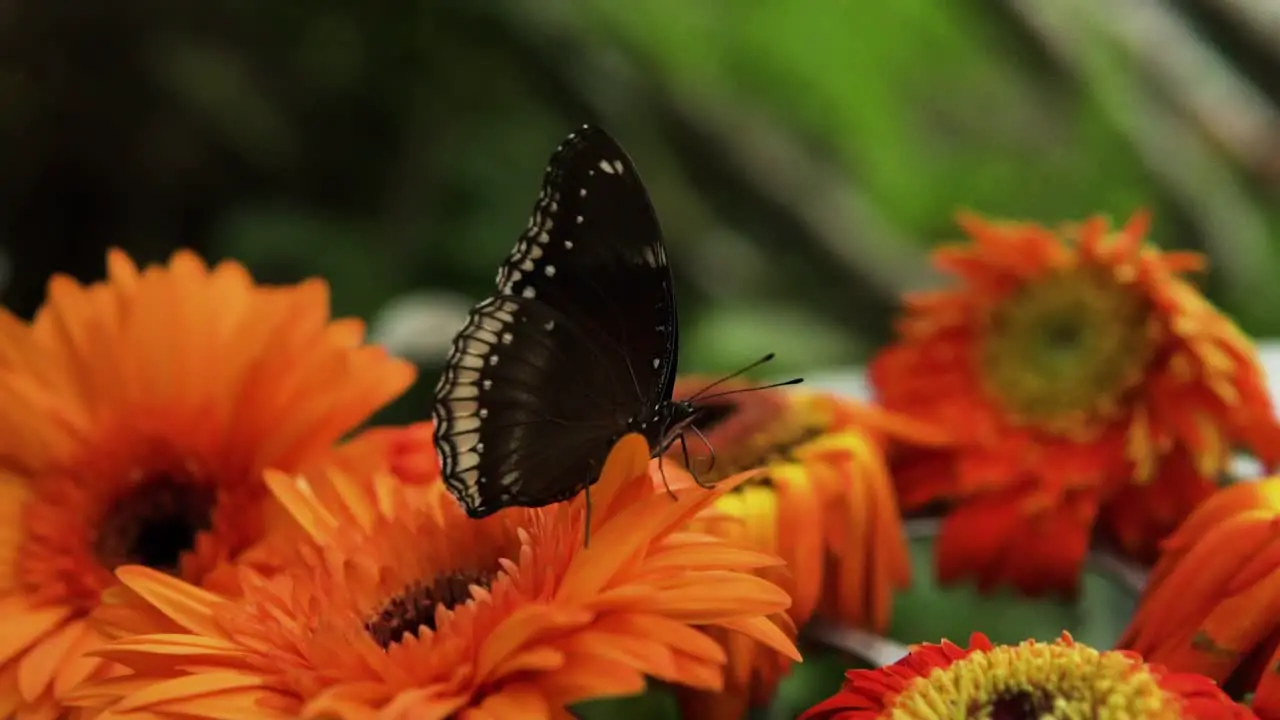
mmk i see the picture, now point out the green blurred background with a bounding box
[6,1,1280,430]
[4,2,1271,715]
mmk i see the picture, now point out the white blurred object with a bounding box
[369,291,475,365]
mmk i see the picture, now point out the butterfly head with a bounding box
[664,397,704,440]
[652,362,805,461]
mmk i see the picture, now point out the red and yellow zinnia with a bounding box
[801,631,1253,719]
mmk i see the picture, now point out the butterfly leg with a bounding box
[679,432,717,489]
[656,454,678,500]
[691,425,718,475]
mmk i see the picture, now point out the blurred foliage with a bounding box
[6,2,1280,419]
[889,533,1137,650]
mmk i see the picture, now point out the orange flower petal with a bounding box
[114,567,226,637]
[0,597,72,666]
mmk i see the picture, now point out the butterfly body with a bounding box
[433,125,693,519]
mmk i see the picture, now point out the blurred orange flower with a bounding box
[664,376,946,720]
[69,435,800,719]
[872,210,1280,595]
[801,631,1252,719]
[1119,479,1280,716]
[0,249,415,718]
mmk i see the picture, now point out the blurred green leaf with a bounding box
[761,642,869,720]
[213,205,396,320]
[154,43,295,166]
[571,686,680,720]
[888,533,1137,649]
[683,301,866,376]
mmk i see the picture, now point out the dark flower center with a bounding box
[94,475,216,574]
[983,689,1055,719]
[365,569,498,649]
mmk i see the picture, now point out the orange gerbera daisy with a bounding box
[663,376,946,720]
[800,631,1254,719]
[68,434,801,719]
[0,249,415,718]
[871,210,1280,596]
[1119,478,1280,716]
[226,418,441,584]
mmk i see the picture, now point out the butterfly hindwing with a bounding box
[433,294,645,517]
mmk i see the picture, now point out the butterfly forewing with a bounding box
[434,125,681,518]
[497,126,678,409]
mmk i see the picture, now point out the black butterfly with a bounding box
[433,125,709,519]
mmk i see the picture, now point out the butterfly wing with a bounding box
[433,294,644,518]
[496,125,679,407]
[433,125,680,517]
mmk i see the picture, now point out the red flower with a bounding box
[872,210,1280,594]
[802,632,1252,719]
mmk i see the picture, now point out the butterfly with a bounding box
[432,125,798,520]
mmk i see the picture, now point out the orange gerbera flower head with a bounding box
[221,419,442,584]
[800,632,1253,719]
[0,249,415,718]
[662,375,945,720]
[69,434,801,719]
[1119,478,1280,716]
[871,210,1280,595]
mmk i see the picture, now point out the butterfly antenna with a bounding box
[686,353,779,401]
[695,376,804,402]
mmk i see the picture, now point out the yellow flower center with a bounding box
[979,266,1155,438]
[890,640,1179,719]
